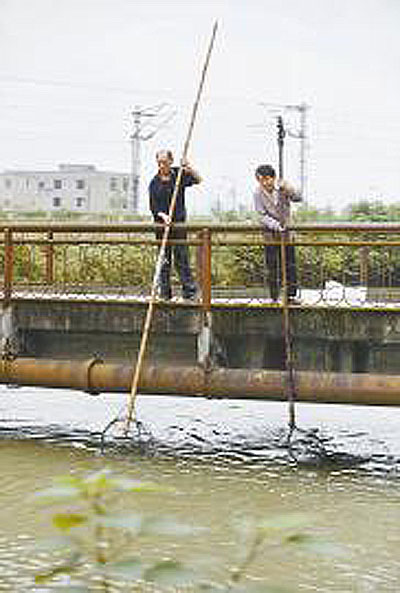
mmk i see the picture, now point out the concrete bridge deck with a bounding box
[1,286,399,375]
[1,222,400,402]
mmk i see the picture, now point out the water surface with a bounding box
[1,385,400,591]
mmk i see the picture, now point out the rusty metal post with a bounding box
[360,246,369,286]
[198,228,213,371]
[3,228,14,305]
[196,230,203,291]
[200,228,212,311]
[45,230,54,284]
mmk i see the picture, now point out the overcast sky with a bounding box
[1,0,399,215]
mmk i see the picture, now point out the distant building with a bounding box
[0,164,133,213]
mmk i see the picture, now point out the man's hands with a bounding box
[182,160,202,183]
[158,212,171,225]
[277,179,294,194]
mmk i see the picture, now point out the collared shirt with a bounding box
[253,185,302,231]
[149,167,199,223]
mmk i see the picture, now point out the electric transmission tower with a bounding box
[130,104,175,212]
[260,102,309,200]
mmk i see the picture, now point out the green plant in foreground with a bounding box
[33,469,199,591]
[32,469,331,593]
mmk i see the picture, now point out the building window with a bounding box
[109,177,118,191]
[38,180,45,190]
[53,197,61,208]
[54,179,62,189]
[76,179,85,190]
[75,197,85,208]
[5,179,11,189]
[122,201,128,209]
[122,177,129,191]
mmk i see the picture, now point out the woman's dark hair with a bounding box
[255,164,276,177]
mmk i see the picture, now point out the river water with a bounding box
[1,385,400,591]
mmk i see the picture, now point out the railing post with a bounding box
[3,228,14,305]
[45,231,54,284]
[360,246,369,286]
[197,228,213,376]
[200,228,212,311]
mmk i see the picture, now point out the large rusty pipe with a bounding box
[1,358,400,406]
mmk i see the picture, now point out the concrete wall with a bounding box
[2,299,400,374]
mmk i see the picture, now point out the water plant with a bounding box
[32,469,324,592]
[33,468,198,591]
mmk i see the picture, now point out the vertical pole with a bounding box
[198,228,212,372]
[45,231,54,285]
[277,115,285,180]
[200,228,212,312]
[277,116,297,433]
[131,107,141,213]
[3,228,14,306]
[299,102,308,202]
[122,21,218,437]
[360,246,369,286]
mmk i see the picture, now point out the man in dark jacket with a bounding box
[149,150,202,300]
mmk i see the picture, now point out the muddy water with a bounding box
[1,386,400,591]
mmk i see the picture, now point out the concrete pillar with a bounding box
[0,305,18,358]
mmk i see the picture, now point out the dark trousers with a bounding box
[264,234,298,300]
[156,227,196,299]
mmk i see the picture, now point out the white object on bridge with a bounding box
[321,280,367,306]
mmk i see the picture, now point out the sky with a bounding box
[1,0,399,215]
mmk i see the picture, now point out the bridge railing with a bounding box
[1,222,400,309]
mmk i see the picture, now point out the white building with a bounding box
[0,164,133,214]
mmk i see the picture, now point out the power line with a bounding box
[129,104,175,212]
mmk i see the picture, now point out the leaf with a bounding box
[32,535,76,553]
[97,512,143,534]
[294,538,346,557]
[52,512,87,532]
[45,585,90,593]
[84,468,113,483]
[32,485,82,503]
[285,533,312,544]
[195,585,224,592]
[144,559,196,586]
[259,513,309,533]
[109,477,168,493]
[140,516,201,537]
[105,558,144,580]
[83,469,114,495]
[54,475,85,489]
[229,585,293,593]
[34,552,81,584]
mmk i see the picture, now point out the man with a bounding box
[149,149,202,300]
[253,164,302,302]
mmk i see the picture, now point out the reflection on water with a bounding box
[1,385,400,591]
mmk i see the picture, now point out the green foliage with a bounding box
[6,198,400,292]
[33,468,197,591]
[345,200,390,222]
[31,469,330,593]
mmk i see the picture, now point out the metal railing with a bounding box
[1,222,400,310]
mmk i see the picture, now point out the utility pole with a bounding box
[259,101,309,201]
[129,104,175,212]
[289,102,308,202]
[277,115,286,179]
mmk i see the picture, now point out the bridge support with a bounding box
[1,357,400,406]
[0,305,18,359]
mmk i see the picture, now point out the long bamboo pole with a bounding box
[121,21,219,436]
